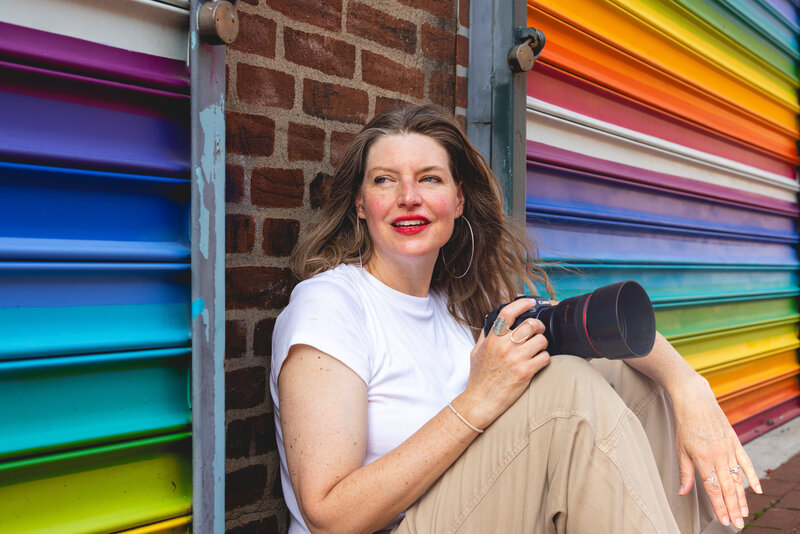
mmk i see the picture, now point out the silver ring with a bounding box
[703,470,719,487]
[510,324,532,344]
[492,317,510,336]
[730,465,742,476]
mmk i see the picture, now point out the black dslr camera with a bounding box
[482,281,656,360]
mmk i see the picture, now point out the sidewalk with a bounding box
[741,416,800,532]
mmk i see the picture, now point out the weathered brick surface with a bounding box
[421,23,455,63]
[288,122,325,162]
[750,507,800,529]
[226,319,248,359]
[226,464,268,509]
[284,27,356,77]
[760,478,798,499]
[347,2,417,54]
[362,50,424,98]
[303,79,369,123]
[226,214,255,253]
[251,168,304,208]
[263,0,342,31]
[231,12,276,57]
[237,64,294,109]
[262,218,300,256]
[225,1,464,530]
[226,266,295,310]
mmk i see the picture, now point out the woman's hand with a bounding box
[672,374,761,530]
[454,298,552,430]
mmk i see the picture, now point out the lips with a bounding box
[391,216,430,234]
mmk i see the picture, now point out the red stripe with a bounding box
[582,295,602,357]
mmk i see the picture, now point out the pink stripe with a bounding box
[528,62,796,178]
[734,396,800,444]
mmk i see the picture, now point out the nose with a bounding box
[397,178,422,208]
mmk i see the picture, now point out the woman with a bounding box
[270,105,760,533]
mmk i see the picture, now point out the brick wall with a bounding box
[224,1,470,532]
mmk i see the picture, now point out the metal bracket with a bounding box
[198,0,239,45]
[508,27,546,72]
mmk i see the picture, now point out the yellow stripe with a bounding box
[705,351,800,398]
[115,516,191,533]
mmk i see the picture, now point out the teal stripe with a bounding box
[0,303,190,359]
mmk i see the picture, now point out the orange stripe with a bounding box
[719,375,800,425]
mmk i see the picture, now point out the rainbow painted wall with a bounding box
[526,0,800,442]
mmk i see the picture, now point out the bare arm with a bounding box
[625,332,761,530]
[278,299,550,534]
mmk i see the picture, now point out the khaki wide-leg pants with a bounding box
[392,356,737,534]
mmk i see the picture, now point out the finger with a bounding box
[509,319,544,344]
[518,350,551,377]
[729,461,749,521]
[492,298,547,336]
[677,449,694,496]
[718,457,745,529]
[699,466,730,527]
[516,333,549,359]
[735,444,762,495]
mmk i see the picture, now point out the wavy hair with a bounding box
[292,104,553,338]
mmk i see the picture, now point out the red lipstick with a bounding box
[391,215,430,235]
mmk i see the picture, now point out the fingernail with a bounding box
[722,515,730,526]
[755,483,763,494]
[734,518,744,529]
[741,507,749,517]
[679,484,686,493]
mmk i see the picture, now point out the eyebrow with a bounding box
[367,165,447,174]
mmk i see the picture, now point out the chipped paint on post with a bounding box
[190,1,226,531]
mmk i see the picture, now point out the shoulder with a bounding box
[285,264,365,318]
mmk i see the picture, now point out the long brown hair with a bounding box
[292,104,553,338]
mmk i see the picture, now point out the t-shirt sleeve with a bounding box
[271,277,371,386]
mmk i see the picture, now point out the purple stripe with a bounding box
[0,22,188,93]
[527,141,799,217]
[0,59,187,120]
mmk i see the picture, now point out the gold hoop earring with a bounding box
[441,216,474,279]
[355,216,364,269]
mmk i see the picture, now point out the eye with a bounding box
[421,175,442,183]
[372,175,390,184]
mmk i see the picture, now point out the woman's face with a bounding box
[357,132,464,271]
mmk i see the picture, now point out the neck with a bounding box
[363,254,436,297]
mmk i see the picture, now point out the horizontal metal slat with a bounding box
[0,433,191,533]
[0,348,190,460]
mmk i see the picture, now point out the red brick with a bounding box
[456,34,469,67]
[375,95,413,116]
[226,464,267,509]
[346,2,416,54]
[396,0,454,19]
[227,414,275,459]
[284,27,355,77]
[361,51,424,98]
[456,114,466,131]
[264,0,342,31]
[227,112,275,157]
[768,454,800,481]
[251,168,304,208]
[226,266,295,309]
[227,515,280,534]
[226,365,266,409]
[226,214,255,253]
[760,478,798,499]
[429,69,455,109]
[421,23,456,63]
[459,0,470,27]
[231,12,276,57]
[288,122,325,162]
[750,507,800,529]
[303,79,368,123]
[226,319,248,359]
[779,487,800,509]
[262,218,300,257]
[455,75,467,108]
[330,131,356,167]
[226,164,245,203]
[253,317,276,357]
[310,172,333,209]
[237,64,294,109]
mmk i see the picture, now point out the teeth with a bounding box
[394,220,427,227]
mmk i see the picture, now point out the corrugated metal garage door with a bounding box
[0,1,193,531]
[526,0,800,443]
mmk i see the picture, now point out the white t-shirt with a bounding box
[270,264,474,534]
